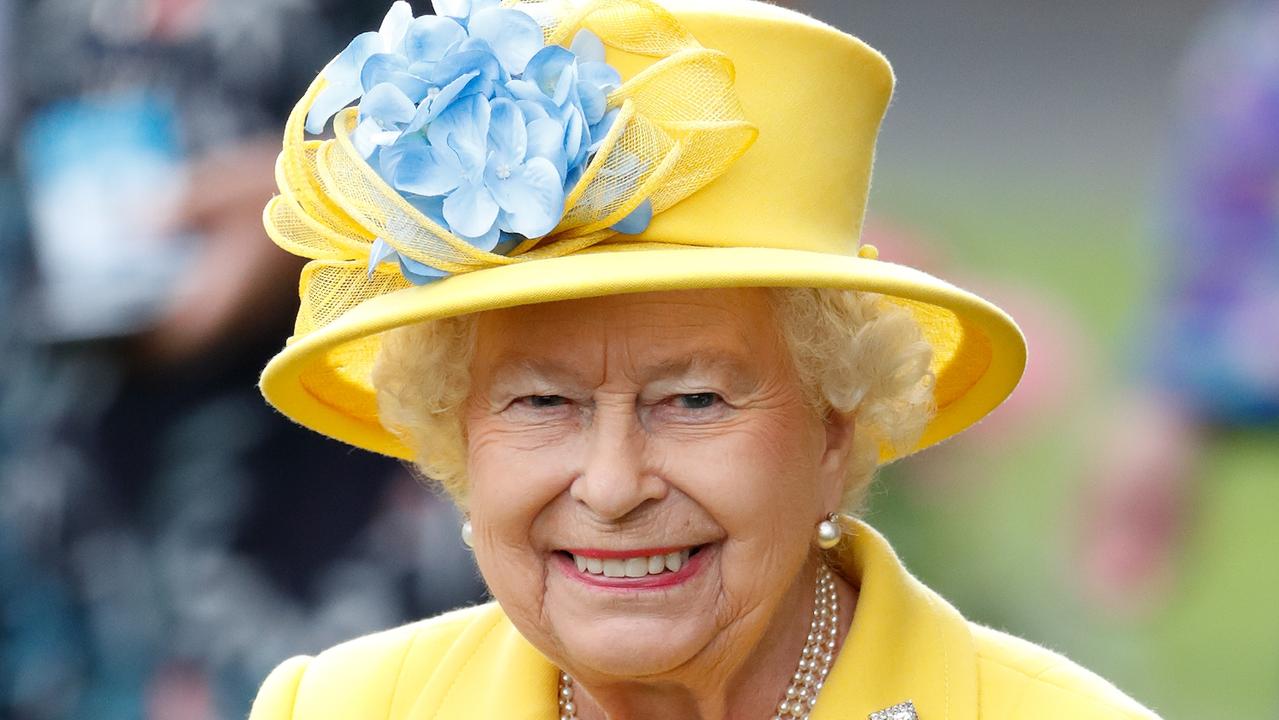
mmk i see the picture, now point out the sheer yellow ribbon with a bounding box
[264,0,757,338]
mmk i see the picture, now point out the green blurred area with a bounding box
[864,175,1279,718]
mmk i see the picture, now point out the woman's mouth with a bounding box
[554,545,710,589]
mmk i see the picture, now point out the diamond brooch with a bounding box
[869,700,918,720]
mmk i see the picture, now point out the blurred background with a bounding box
[0,0,1275,718]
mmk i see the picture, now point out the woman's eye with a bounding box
[675,392,721,409]
[521,395,568,408]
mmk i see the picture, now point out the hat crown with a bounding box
[620,0,894,255]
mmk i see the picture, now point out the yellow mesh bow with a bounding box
[264,0,758,339]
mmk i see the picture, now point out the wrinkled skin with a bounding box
[463,288,857,719]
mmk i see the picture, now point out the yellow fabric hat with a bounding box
[260,0,1026,463]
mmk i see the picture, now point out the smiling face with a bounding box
[463,288,852,682]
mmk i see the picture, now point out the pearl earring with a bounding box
[816,513,842,549]
[461,519,474,548]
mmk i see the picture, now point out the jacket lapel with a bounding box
[812,520,978,720]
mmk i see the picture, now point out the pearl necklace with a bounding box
[557,564,841,720]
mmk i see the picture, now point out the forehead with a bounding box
[471,288,784,374]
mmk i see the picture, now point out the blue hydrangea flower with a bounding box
[308,2,651,285]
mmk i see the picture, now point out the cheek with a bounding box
[659,412,825,522]
[466,415,580,516]
[651,411,828,621]
[463,415,579,628]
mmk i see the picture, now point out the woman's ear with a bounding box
[818,408,857,508]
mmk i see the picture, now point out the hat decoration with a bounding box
[266,0,758,339]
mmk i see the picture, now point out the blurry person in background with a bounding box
[0,1,484,718]
[1080,0,1279,613]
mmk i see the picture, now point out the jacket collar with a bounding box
[409,520,977,720]
[812,519,978,720]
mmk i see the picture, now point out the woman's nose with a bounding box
[569,404,666,521]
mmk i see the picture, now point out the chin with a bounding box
[553,612,712,678]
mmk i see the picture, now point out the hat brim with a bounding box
[260,243,1025,463]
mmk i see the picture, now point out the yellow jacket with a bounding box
[250,521,1159,719]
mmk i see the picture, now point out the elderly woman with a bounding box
[250,1,1159,718]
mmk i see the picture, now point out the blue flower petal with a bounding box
[406,194,449,226]
[360,54,430,101]
[524,45,575,98]
[491,231,522,256]
[588,107,621,152]
[487,98,528,167]
[570,29,606,64]
[443,181,500,238]
[486,156,564,237]
[456,221,502,252]
[564,164,584,194]
[561,106,584,164]
[394,142,464,197]
[396,75,432,104]
[360,53,407,91]
[454,37,510,82]
[515,96,554,122]
[306,31,382,134]
[508,84,562,129]
[490,83,513,101]
[434,70,484,107]
[428,94,491,180]
[367,237,400,278]
[431,0,470,21]
[377,133,421,182]
[610,197,652,235]
[352,117,377,154]
[505,79,546,102]
[432,0,500,25]
[404,70,479,134]
[526,116,566,179]
[576,80,607,126]
[467,7,544,75]
[398,253,449,285]
[353,116,394,158]
[407,60,436,77]
[429,48,502,96]
[552,61,578,106]
[359,82,417,128]
[378,1,415,51]
[403,15,467,64]
[579,60,622,93]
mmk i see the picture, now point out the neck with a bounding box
[567,555,857,720]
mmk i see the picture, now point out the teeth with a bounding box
[570,549,696,578]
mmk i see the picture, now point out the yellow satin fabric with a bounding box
[249,520,1159,719]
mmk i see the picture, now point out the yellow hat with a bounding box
[260,0,1026,463]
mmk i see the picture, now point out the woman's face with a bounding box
[463,288,852,680]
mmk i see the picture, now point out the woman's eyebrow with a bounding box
[640,351,753,384]
[487,357,592,389]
